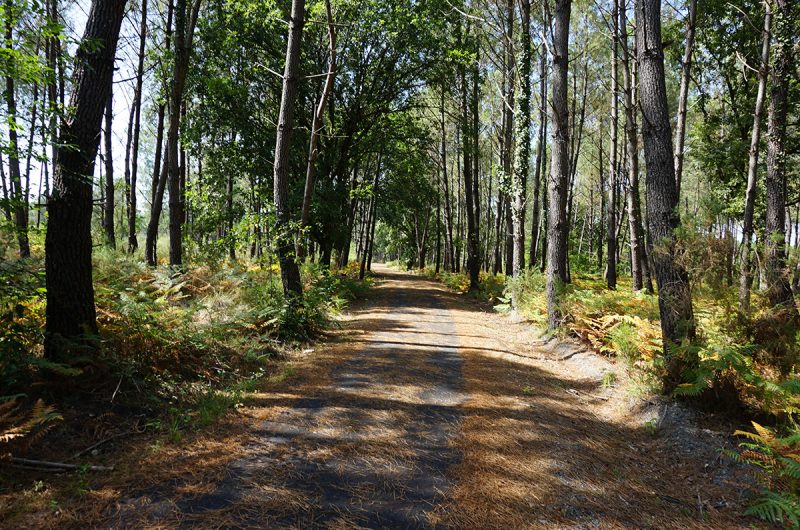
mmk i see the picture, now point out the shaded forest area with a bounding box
[1,0,800,526]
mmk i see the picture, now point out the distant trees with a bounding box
[0,0,796,392]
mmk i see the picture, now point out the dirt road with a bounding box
[112,266,750,528]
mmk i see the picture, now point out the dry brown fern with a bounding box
[0,398,62,457]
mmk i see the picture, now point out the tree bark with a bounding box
[739,7,772,312]
[545,0,571,330]
[763,0,799,328]
[636,0,696,391]
[273,0,306,297]
[45,0,127,359]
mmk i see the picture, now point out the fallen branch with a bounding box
[69,431,132,461]
[10,457,114,472]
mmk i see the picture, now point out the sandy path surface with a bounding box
[110,265,750,529]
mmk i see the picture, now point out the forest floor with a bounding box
[3,265,762,528]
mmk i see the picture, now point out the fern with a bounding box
[730,423,800,527]
[744,491,800,528]
[0,397,62,456]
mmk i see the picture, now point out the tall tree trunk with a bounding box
[168,0,201,266]
[145,0,174,266]
[530,47,547,268]
[597,132,605,271]
[763,0,799,332]
[472,41,481,278]
[45,0,127,359]
[103,89,116,249]
[545,0,571,330]
[299,0,336,260]
[606,0,619,289]
[739,7,772,312]
[440,88,455,271]
[4,0,30,258]
[124,0,147,254]
[502,0,514,278]
[273,0,306,297]
[461,23,479,291]
[619,0,645,291]
[512,0,531,277]
[636,0,696,391]
[673,0,697,199]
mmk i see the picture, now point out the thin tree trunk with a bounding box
[440,92,455,271]
[168,0,202,266]
[45,0,127,359]
[145,0,174,266]
[103,89,116,249]
[461,25,479,290]
[124,0,147,254]
[4,0,30,258]
[636,0,696,391]
[739,7,772,312]
[299,0,336,260]
[673,0,697,199]
[597,132,605,271]
[273,0,306,297]
[619,0,645,291]
[0,152,10,222]
[529,47,547,268]
[545,0,571,330]
[606,0,619,289]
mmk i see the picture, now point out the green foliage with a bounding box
[674,341,800,416]
[726,422,800,527]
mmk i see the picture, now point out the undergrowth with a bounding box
[0,250,371,451]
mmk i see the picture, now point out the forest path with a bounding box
[114,265,748,528]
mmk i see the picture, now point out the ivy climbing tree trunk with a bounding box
[273,0,305,297]
[45,0,127,359]
[636,0,696,391]
[512,0,531,278]
[763,0,800,336]
[545,0,571,330]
